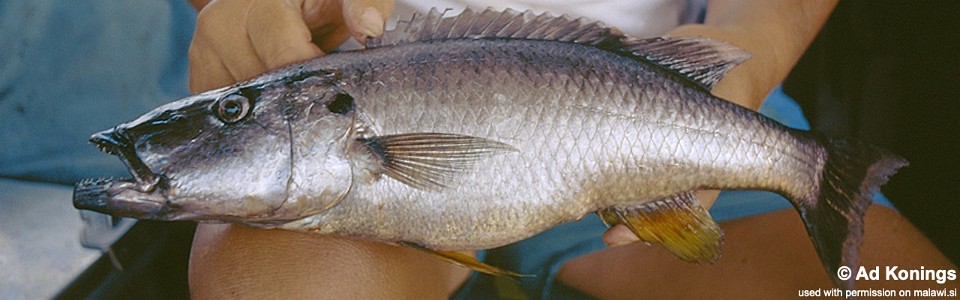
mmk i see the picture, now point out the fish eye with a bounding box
[216,94,251,123]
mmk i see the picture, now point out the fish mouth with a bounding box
[73,129,167,218]
[89,129,161,190]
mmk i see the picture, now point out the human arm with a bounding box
[564,206,960,298]
[673,0,839,111]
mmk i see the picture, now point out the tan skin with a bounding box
[187,0,958,298]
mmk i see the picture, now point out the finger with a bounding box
[299,0,353,52]
[188,0,212,11]
[341,0,394,43]
[694,189,721,209]
[247,0,324,69]
[188,38,233,93]
[194,0,268,84]
[603,224,640,247]
[312,24,354,53]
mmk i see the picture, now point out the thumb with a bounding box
[341,0,394,43]
[603,224,640,247]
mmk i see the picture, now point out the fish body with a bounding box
[295,37,817,249]
[74,9,906,290]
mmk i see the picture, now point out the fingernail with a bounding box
[358,7,384,38]
[605,232,641,247]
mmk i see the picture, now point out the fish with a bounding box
[73,8,906,290]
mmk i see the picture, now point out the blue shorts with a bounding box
[452,86,897,299]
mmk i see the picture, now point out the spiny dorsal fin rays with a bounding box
[626,37,751,90]
[367,8,750,90]
[368,8,615,48]
[597,191,724,263]
[359,133,517,191]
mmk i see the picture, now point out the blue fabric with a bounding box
[0,0,195,184]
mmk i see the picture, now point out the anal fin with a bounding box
[399,242,531,277]
[598,191,723,263]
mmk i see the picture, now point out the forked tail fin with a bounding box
[794,137,908,291]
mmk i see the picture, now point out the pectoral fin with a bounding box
[598,191,723,263]
[358,133,517,191]
[399,242,530,277]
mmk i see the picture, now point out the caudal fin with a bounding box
[794,138,908,291]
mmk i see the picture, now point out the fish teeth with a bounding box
[78,177,120,186]
[92,143,107,152]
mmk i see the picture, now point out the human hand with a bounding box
[188,0,394,93]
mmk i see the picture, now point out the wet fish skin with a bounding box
[286,37,823,249]
[73,9,907,291]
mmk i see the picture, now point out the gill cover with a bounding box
[272,69,360,219]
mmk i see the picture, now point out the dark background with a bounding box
[57,1,959,298]
[785,1,959,264]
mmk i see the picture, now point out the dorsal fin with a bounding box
[367,8,750,90]
[367,8,618,49]
[625,37,750,89]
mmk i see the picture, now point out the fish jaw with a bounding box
[73,127,172,219]
[89,127,162,191]
[73,177,168,219]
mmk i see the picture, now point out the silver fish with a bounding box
[74,9,906,289]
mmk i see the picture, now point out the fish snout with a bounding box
[89,127,131,155]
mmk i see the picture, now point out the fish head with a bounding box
[74,71,358,223]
